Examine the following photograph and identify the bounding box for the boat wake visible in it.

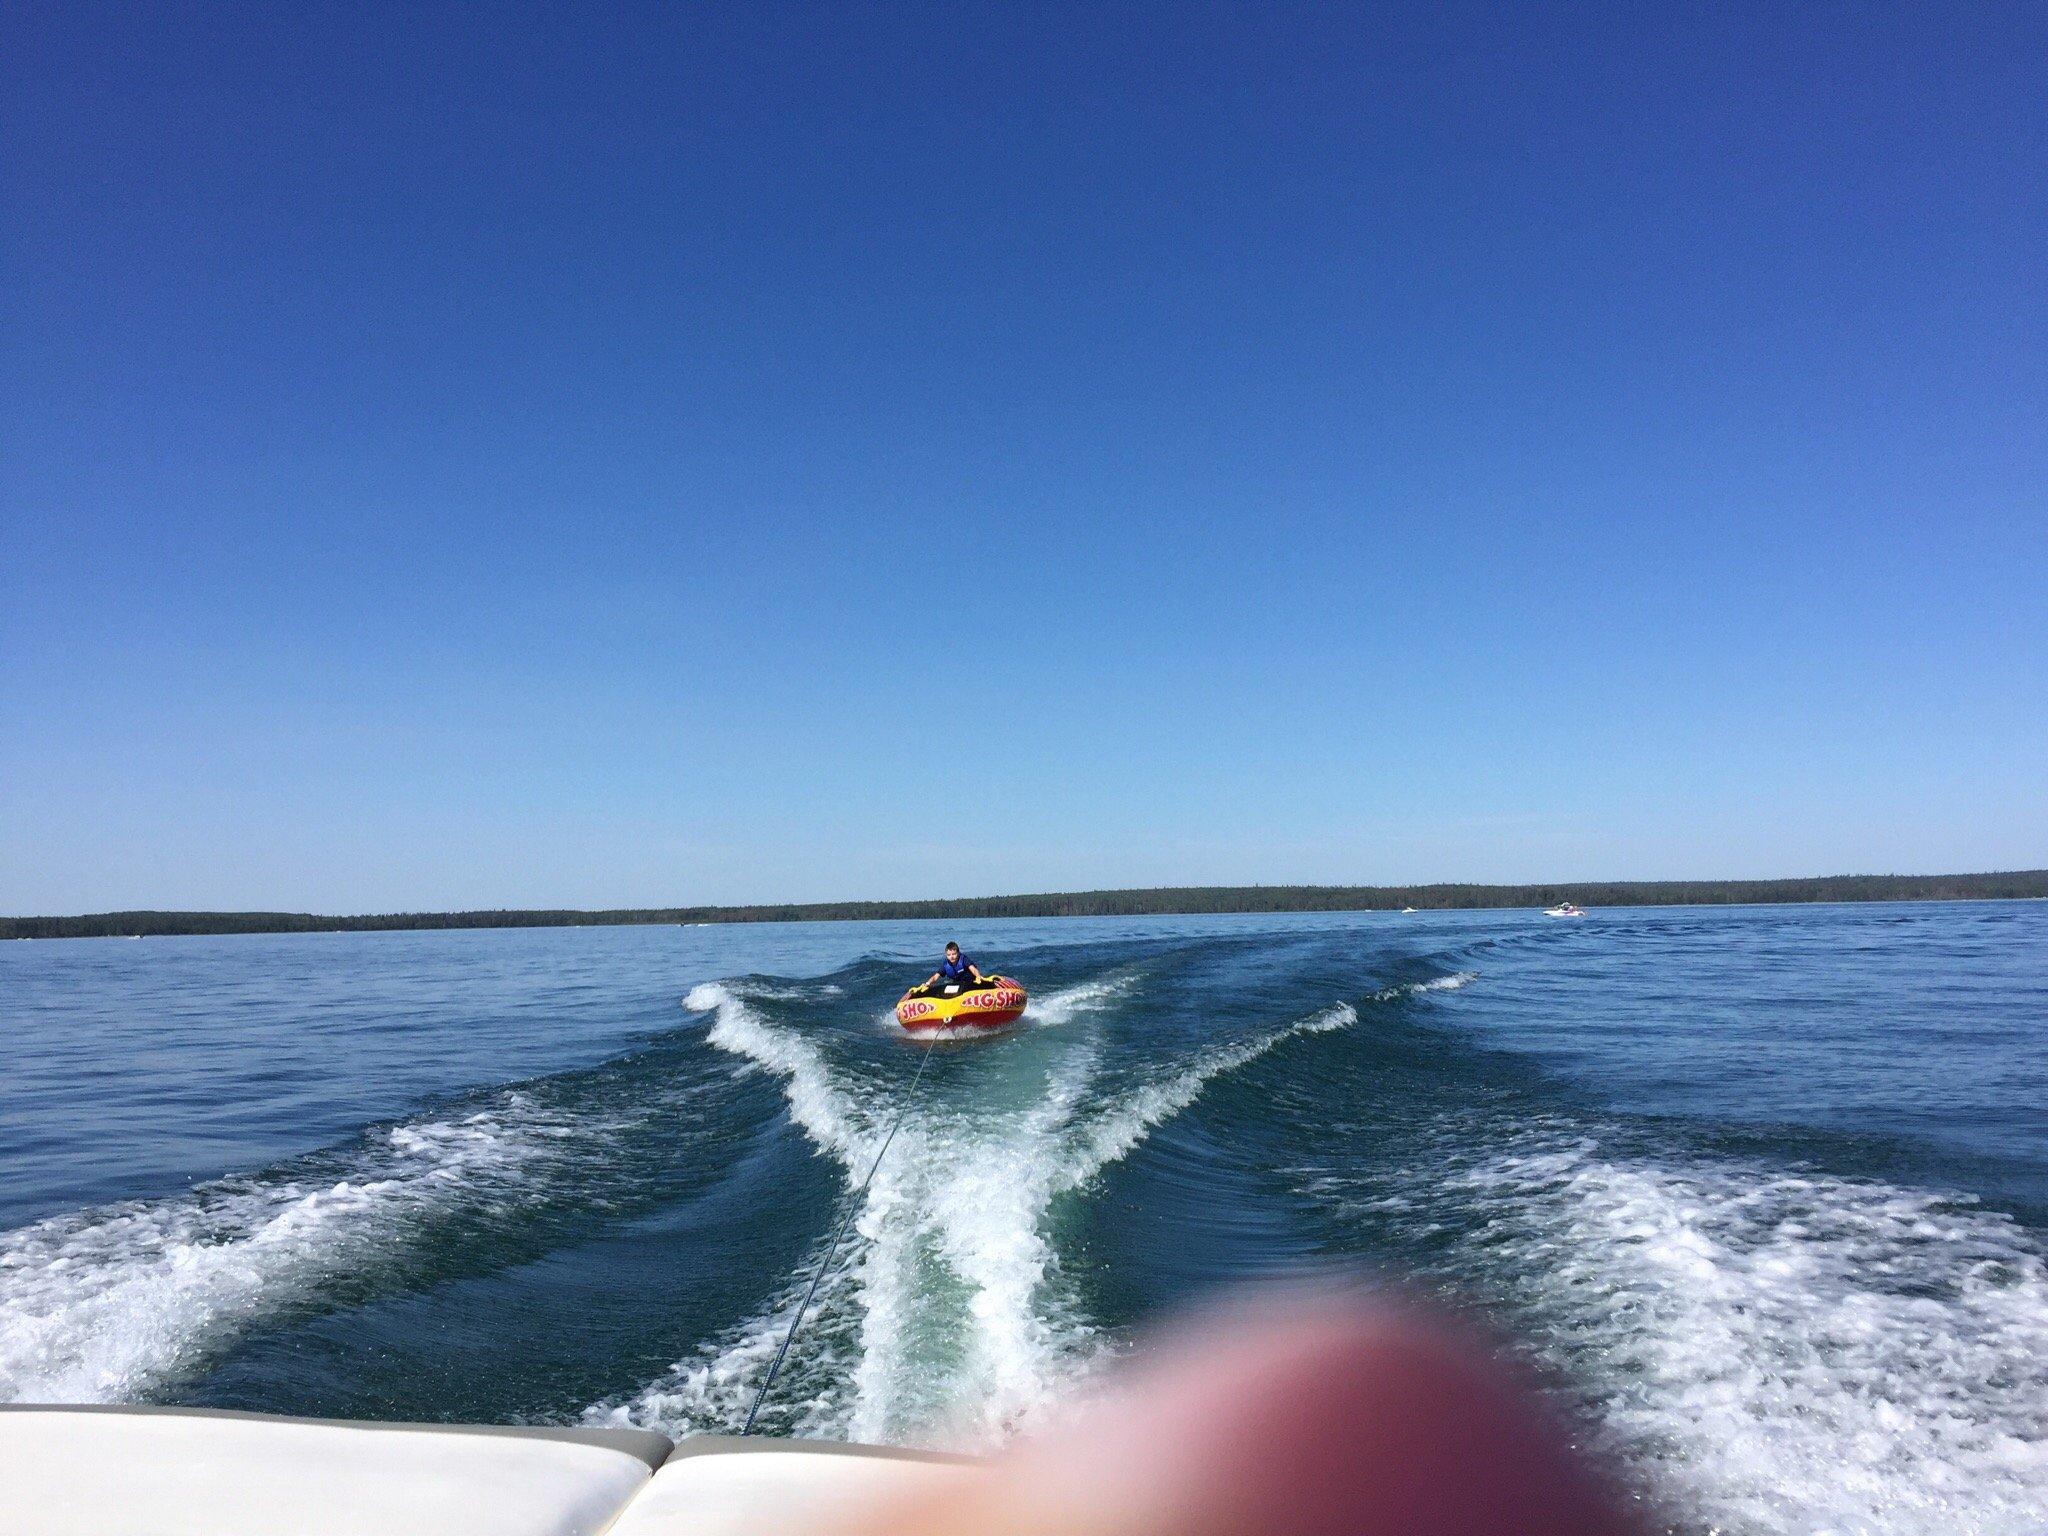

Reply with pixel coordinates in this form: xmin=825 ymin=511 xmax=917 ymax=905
xmin=1298 ymin=1123 xmax=2048 ymax=1536
xmin=0 ymin=1028 xmax=735 ymax=1408
xmin=0 ymin=1101 xmax=568 ymax=1403
xmin=10 ymin=909 xmax=2040 ymax=1536
xmin=589 ymin=980 xmax=1363 ymax=1447
xmin=1482 ymin=1140 xmax=2048 ymax=1536
xmin=1026 ymin=972 xmax=1139 ymax=1025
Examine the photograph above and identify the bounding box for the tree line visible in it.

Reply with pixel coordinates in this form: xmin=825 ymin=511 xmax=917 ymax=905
xmin=4 ymin=870 xmax=2043 ymax=939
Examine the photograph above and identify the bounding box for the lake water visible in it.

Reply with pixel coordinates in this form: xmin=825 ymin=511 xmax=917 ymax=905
xmin=3 ymin=902 xmax=2044 ymax=1533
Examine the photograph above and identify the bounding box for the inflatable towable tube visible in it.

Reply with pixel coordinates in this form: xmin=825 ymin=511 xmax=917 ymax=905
xmin=896 ymin=977 xmax=1028 ymax=1033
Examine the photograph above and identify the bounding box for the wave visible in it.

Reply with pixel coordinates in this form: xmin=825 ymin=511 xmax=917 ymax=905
xmin=637 ymin=984 xmax=1109 ymax=1443
xmin=584 ymin=1250 xmax=869 ymax=1442
xmin=688 ymin=982 xmax=877 ymax=1163
xmin=1066 ymin=1002 xmax=1358 ymax=1177
xmin=1470 ymin=1141 xmax=2048 ymax=1536
xmin=601 ymin=981 xmax=1368 ymax=1447
xmin=1404 ymin=970 xmax=1477 ymax=994
xmin=0 ymin=1101 xmax=566 ymax=1404
xmin=1026 ymin=972 xmax=1138 ymax=1026
xmin=0 ymin=1014 xmax=745 ymax=1409
xmin=1300 ymin=1123 xmax=2048 ymax=1536
xmin=0 ymin=958 xmax=1464 ymax=1418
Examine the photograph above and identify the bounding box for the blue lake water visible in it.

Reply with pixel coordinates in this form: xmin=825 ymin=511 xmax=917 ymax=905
xmin=3 ymin=903 xmax=2044 ymax=1534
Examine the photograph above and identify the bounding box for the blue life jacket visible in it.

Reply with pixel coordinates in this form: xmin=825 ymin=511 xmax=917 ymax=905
xmin=940 ymin=954 xmax=973 ymax=981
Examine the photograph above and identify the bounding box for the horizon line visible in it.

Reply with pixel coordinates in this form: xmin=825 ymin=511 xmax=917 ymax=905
xmin=6 ymin=869 xmax=2045 ymax=937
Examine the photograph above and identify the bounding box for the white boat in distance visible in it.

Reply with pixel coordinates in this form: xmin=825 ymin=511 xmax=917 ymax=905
xmin=1543 ymin=903 xmax=1585 ymax=918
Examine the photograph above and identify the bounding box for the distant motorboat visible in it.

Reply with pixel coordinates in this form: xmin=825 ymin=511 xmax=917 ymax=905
xmin=1543 ymin=903 xmax=1585 ymax=918
xmin=1401 ymin=907 xmax=1418 ymax=913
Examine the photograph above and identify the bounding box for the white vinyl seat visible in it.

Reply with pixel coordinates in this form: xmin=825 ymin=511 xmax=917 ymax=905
xmin=605 ymin=1437 xmax=977 ymax=1536
xmin=0 ymin=1407 xmax=670 ymax=1536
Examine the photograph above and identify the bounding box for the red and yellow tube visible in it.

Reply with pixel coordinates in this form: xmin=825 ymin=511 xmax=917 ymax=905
xmin=896 ymin=977 xmax=1028 ymax=1032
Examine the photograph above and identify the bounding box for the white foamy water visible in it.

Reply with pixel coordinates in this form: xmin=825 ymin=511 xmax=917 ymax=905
xmin=1026 ymin=972 xmax=1137 ymax=1025
xmin=613 ymin=981 xmax=1365 ymax=1447
xmin=1470 ymin=1142 xmax=2048 ymax=1536
xmin=1404 ymin=970 xmax=1477 ymax=994
xmin=0 ymin=1104 xmax=554 ymax=1403
xmin=1068 ymin=1001 xmax=1358 ymax=1175
xmin=841 ymin=1038 xmax=1109 ymax=1443
xmin=1302 ymin=1122 xmax=2048 ymax=1536
xmin=584 ymin=1255 xmax=870 ymax=1441
xmin=689 ymin=982 xmax=879 ymax=1164
xmin=655 ymin=984 xmax=1109 ymax=1444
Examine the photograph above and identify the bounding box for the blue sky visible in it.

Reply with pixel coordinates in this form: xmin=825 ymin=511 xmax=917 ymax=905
xmin=3 ymin=3 xmax=2043 ymax=912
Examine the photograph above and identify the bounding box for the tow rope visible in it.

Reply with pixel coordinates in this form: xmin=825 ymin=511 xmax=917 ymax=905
xmin=740 ymin=1030 xmax=941 ymax=1435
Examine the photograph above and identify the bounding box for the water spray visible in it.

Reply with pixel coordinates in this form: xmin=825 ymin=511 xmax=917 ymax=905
xmin=740 ymin=1030 xmax=942 ymax=1435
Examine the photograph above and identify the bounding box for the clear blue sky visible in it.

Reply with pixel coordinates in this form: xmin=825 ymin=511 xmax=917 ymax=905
xmin=3 ymin=3 xmax=2043 ymax=913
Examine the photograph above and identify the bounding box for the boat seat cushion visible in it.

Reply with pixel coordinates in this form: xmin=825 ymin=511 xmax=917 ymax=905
xmin=606 ymin=1437 xmax=976 ymax=1536
xmin=0 ymin=1407 xmax=669 ymax=1536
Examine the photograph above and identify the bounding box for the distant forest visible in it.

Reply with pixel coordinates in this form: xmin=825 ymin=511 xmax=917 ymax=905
xmin=5 ymin=871 xmax=2043 ymax=940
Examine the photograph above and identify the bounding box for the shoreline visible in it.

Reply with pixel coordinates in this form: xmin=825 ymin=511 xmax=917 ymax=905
xmin=6 ymin=871 xmax=2044 ymax=940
